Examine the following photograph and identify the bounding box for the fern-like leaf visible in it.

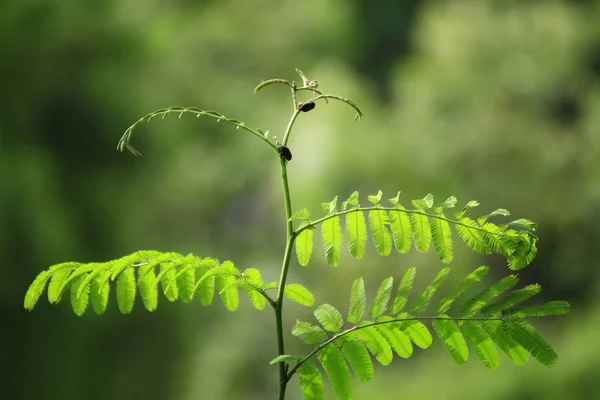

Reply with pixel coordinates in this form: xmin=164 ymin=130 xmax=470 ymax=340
xmin=369 ymin=277 xmax=393 ymax=319
xmin=70 ymin=275 xmax=90 ymax=316
xmin=216 ymin=261 xmax=240 ymax=311
xmin=47 ymin=263 xmax=79 ymax=303
xmin=459 ymin=320 xmax=499 ymax=369
xmin=284 ymin=284 xmax=316 ymax=307
xmin=346 ymin=210 xmax=367 ymax=259
xmin=317 ymin=344 xmax=353 ymax=400
xmin=138 ymin=264 xmax=158 ymax=311
xmin=376 ymin=316 xmax=413 ymax=358
xmin=322 ymin=215 xmax=343 ymax=266
xmin=90 ymin=271 xmax=110 ymax=315
xmin=347 ymin=277 xmax=366 ymax=324
xmin=411 ymin=212 xmax=432 ymax=253
xmin=339 ymin=336 xmax=374 ymax=382
xmin=504 ymin=301 xmax=571 ymax=318
xmin=296 ymin=222 xmax=314 ymax=266
xmin=410 ymin=268 xmax=451 ymax=315
xmin=24 ymin=270 xmax=52 ymax=310
xmin=436 ymin=266 xmax=489 ymax=314
xmin=356 ymin=324 xmax=393 ymax=365
xmin=397 ymin=313 xmax=433 ymax=349
xmin=483 ymin=320 xmax=529 ymax=365
xmin=298 ymin=361 xmax=324 ymax=400
xmin=116 ymin=268 xmax=136 ymax=314
xmin=389 ymin=206 xmax=412 ymax=254
xmin=455 ymin=218 xmax=492 ymax=255
xmin=292 ymin=322 xmax=328 ymax=345
xmin=480 ymin=284 xmax=541 ymax=317
xmin=433 ymin=315 xmax=469 ymax=364
xmin=460 ymin=275 xmax=520 ymax=318
xmin=431 ymin=214 xmax=454 ymax=263
xmin=502 ymin=321 xmax=558 ymax=366
xmin=314 ymin=304 xmax=344 ymax=332
xmin=390 ymin=268 xmax=416 ymax=315
xmin=369 ymin=209 xmax=393 ymax=256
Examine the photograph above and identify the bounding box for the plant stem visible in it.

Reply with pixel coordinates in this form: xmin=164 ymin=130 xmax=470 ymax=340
xmin=275 ymin=157 xmax=295 ymax=400
xmin=275 ymin=86 xmax=303 ymax=400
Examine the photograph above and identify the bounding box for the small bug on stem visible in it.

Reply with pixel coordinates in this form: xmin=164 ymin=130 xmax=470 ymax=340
xmin=273 ymin=136 xmax=292 ymax=162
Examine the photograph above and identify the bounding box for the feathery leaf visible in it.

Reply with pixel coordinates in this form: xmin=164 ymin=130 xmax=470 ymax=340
xmin=318 ymin=344 xmax=353 ymax=400
xmin=369 ymin=209 xmax=393 ymax=256
xmin=389 ymin=206 xmax=412 ymax=254
xmin=397 ymin=313 xmax=433 ymax=349
xmin=369 ymin=277 xmax=394 ymax=319
xmin=502 ymin=321 xmax=558 ymax=366
xmin=346 ymin=210 xmax=367 ymax=259
xmin=297 ymin=362 xmax=324 ymax=400
xmin=116 ymin=268 xmax=136 ymax=314
xmin=391 ymin=268 xmax=416 ymax=315
xmin=459 ymin=320 xmax=499 ymax=369
xmin=411 ymin=213 xmax=432 ymax=252
xmin=436 ymin=266 xmax=489 ymax=314
xmin=356 ymin=324 xmax=393 ymax=365
xmin=339 ymin=336 xmax=374 ymax=381
xmin=296 ymin=223 xmax=314 ymax=266
xmin=455 ymin=218 xmax=492 ymax=255
xmin=411 ymin=268 xmax=451 ymax=315
xmin=460 ymin=275 xmax=519 ymax=318
xmin=90 ymin=271 xmax=110 ymax=315
xmin=284 ymin=284 xmax=316 ymax=307
xmin=322 ymin=215 xmax=343 ymax=266
xmin=314 ymin=304 xmax=344 ymax=332
xmin=376 ymin=316 xmax=413 ymax=358
xmin=483 ymin=320 xmax=529 ymax=365
xmin=70 ymin=275 xmax=90 ymax=316
xmin=24 ymin=270 xmax=52 ymax=310
xmin=431 ymin=214 xmax=454 ymax=263
xmin=348 ymin=278 xmax=366 ymax=324
xmin=504 ymin=301 xmax=571 ymax=318
xmin=433 ymin=315 xmax=469 ymax=364
xmin=138 ymin=264 xmax=158 ymax=311
xmin=480 ymin=284 xmax=541 ymax=317
xmin=292 ymin=322 xmax=327 ymax=345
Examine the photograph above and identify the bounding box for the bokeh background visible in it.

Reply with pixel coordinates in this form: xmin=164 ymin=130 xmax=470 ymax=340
xmin=3 ymin=0 xmax=600 ymax=399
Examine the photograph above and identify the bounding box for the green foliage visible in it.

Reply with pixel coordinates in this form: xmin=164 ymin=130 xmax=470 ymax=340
xmin=23 ymin=69 xmax=569 ymax=400
xmin=283 ymin=268 xmax=568 ymax=399
xmin=293 ymin=192 xmax=539 ymax=270
xmin=24 ymin=251 xmax=276 ymax=314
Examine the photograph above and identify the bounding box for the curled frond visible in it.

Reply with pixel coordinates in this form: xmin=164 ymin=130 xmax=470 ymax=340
xmin=293 ymin=191 xmax=539 ymax=270
xmin=253 ymin=78 xmax=293 ymax=93
xmin=24 ymin=251 xmax=274 ymax=314
xmin=285 ymin=266 xmax=568 ymax=399
xmin=310 ymin=94 xmax=364 ymax=121
xmin=117 ymin=106 xmax=276 ymax=156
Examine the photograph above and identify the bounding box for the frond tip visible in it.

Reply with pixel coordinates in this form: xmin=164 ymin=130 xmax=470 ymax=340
xmin=285 ymin=267 xmax=568 ymax=400
xmin=24 ymin=251 xmax=275 ymax=315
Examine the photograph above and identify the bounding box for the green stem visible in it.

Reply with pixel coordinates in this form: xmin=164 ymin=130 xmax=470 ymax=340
xmin=275 ymin=157 xmax=295 ymax=400
xmin=282 ymin=109 xmax=301 ymax=147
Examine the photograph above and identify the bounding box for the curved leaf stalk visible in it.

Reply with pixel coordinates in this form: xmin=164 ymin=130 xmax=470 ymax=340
xmin=117 ymin=106 xmax=278 ymax=155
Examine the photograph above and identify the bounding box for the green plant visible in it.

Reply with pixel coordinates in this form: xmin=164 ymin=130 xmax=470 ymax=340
xmin=24 ymin=69 xmax=569 ymax=400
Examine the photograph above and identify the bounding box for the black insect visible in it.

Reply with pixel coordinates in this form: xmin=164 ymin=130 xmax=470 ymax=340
xmin=298 ymin=101 xmax=316 ymax=112
xmin=278 ymin=145 xmax=292 ymax=162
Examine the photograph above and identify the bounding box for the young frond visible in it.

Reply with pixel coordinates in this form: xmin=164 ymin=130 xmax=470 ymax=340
xmin=117 ymin=106 xmax=275 ymax=156
xmin=293 ymin=191 xmax=539 ymax=268
xmin=410 ymin=268 xmax=450 ymax=315
xmin=23 ymin=251 xmax=244 ymax=315
xmin=458 ymin=320 xmax=500 ymax=369
xmin=314 ymin=304 xmax=344 ymax=332
xmin=356 ymin=324 xmax=394 ymax=366
xmin=390 ymin=268 xmax=416 ymax=315
xmin=369 ymin=277 xmax=394 ymax=319
xmin=292 ymin=322 xmax=328 ymax=345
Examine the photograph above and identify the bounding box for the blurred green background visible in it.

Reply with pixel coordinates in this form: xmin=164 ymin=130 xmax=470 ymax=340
xmin=3 ymin=0 xmax=599 ymax=399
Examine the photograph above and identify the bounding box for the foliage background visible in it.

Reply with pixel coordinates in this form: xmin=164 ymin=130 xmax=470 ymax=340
xmin=3 ymin=0 xmax=599 ymax=399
